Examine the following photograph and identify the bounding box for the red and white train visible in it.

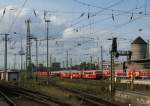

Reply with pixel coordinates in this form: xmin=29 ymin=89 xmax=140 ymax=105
xmin=33 ymin=70 xmax=103 ymax=79
xmin=32 ymin=69 xmax=150 ymax=79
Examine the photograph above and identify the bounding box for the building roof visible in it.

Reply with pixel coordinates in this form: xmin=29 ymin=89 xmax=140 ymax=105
xmin=131 ymin=36 xmax=147 ymax=44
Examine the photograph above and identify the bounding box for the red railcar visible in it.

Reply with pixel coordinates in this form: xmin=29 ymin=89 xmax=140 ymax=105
xmin=60 ymin=70 xmax=102 ymax=79
xmin=82 ymin=71 xmax=96 ymax=79
xmin=82 ymin=70 xmax=102 ymax=79
xmin=61 ymin=70 xmax=82 ymax=78
xmin=127 ymin=70 xmax=150 ymax=77
xmin=32 ymin=72 xmax=48 ymax=76
xmin=51 ymin=71 xmax=62 ymax=77
xmin=71 ymin=71 xmax=82 ymax=78
xmin=102 ymin=70 xmax=127 ymax=78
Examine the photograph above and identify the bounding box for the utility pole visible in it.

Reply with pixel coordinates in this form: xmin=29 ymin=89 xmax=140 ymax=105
xmin=33 ymin=38 xmax=38 ymax=80
xmin=97 ymin=57 xmax=100 ymax=70
xmin=101 ymin=46 xmax=103 ymax=71
xmin=45 ymin=20 xmax=50 ymax=72
xmin=32 ymin=37 xmax=39 ymax=79
xmin=26 ymin=19 xmax=32 ymax=78
xmin=110 ymin=51 xmax=115 ymax=97
xmin=19 ymin=41 xmax=25 ymax=71
xmin=70 ymin=58 xmax=72 ymax=69
xmin=4 ymin=33 xmax=9 ymax=80
xmin=66 ymin=50 xmax=69 ymax=70
xmin=62 ymin=61 xmax=65 ymax=69
xmin=20 ymin=39 xmax=23 ymax=71
xmin=14 ymin=53 xmax=17 ymax=69
xmin=54 ymin=57 xmax=56 ymax=62
xmin=24 ymin=62 xmax=26 ymax=70
xmin=21 ymin=53 xmax=23 ymax=70
xmin=90 ymin=56 xmax=92 ymax=70
xmin=108 ymin=37 xmax=117 ymax=97
xmin=0 ymin=33 xmax=10 ymax=80
xmin=34 ymin=38 xmax=38 ymax=67
xmin=147 ymin=40 xmax=149 ymax=59
xmin=19 ymin=41 xmax=24 ymax=81
xmin=50 ymin=54 xmax=52 ymax=68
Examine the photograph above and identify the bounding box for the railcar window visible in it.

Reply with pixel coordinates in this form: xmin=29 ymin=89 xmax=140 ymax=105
xmin=84 ymin=72 xmax=93 ymax=74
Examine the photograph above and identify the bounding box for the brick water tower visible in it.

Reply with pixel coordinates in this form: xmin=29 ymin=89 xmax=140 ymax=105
xmin=131 ymin=36 xmax=149 ymax=60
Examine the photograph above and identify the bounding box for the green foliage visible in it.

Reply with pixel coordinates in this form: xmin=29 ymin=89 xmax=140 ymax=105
xmin=80 ymin=62 xmax=98 ymax=70
xmin=38 ymin=63 xmax=44 ymax=67
xmin=27 ymin=63 xmax=35 ymax=72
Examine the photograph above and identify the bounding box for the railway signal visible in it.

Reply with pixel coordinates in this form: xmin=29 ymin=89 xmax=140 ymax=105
xmin=108 ymin=37 xmax=133 ymax=96
xmin=111 ymin=37 xmax=117 ymax=53
xmin=123 ymin=62 xmax=127 ymax=72
xmin=107 ymin=37 xmax=118 ymax=97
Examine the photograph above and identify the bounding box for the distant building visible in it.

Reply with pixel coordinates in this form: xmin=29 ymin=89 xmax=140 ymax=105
xmin=130 ymin=36 xmax=150 ymax=69
xmin=0 ymin=71 xmax=19 ymax=81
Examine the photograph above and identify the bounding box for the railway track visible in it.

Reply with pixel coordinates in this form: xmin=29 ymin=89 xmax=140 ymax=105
xmin=1 ymin=81 xmax=120 ymax=106
xmin=0 ymin=84 xmax=72 ymax=106
xmin=47 ymin=80 xmax=120 ymax=106
xmin=0 ymin=89 xmax=17 ymax=106
xmin=116 ymin=89 xmax=150 ymax=97
xmin=37 ymin=76 xmax=121 ymax=106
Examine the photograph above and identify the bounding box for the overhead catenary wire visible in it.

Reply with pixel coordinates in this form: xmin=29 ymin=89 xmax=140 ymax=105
xmin=1 ymin=0 xmax=150 ymax=66
xmin=49 ymin=0 xmax=125 ymax=37
xmin=54 ymin=3 xmax=150 ymax=37
xmin=59 ymin=13 xmax=150 ymax=56
xmin=0 ymin=8 xmax=7 ymax=26
xmin=73 ymin=0 xmax=130 ymax=13
xmin=29 ymin=0 xmax=150 ymax=59
xmin=7 ymin=0 xmax=28 ymax=33
xmin=9 ymin=2 xmax=149 ymax=43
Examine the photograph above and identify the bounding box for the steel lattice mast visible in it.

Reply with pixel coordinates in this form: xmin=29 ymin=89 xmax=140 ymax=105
xmin=26 ymin=19 xmax=32 ymax=76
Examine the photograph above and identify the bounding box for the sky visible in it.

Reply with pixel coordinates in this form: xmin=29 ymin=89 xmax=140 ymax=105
xmin=0 ymin=0 xmax=150 ymax=69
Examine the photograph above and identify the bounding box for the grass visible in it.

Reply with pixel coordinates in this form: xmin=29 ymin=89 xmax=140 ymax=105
xmin=50 ymin=77 xmax=150 ymax=100
xmin=50 ymin=77 xmax=112 ymax=100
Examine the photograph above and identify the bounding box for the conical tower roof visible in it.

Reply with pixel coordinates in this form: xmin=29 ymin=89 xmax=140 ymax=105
xmin=131 ymin=36 xmax=147 ymax=44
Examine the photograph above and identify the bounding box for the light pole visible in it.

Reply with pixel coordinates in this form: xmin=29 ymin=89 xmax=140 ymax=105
xmin=66 ymin=50 xmax=69 ymax=70
xmin=30 ymin=37 xmax=38 ymax=68
xmin=0 ymin=33 xmax=9 ymax=80
xmin=45 ymin=20 xmax=51 ymax=72
xmin=90 ymin=56 xmax=93 ymax=70
xmin=147 ymin=40 xmax=149 ymax=59
xmin=70 ymin=58 xmax=72 ymax=69
xmin=30 ymin=35 xmax=56 ymax=71
xmin=101 ymin=46 xmax=103 ymax=71
xmin=32 ymin=37 xmax=38 ymax=80
xmin=110 ymin=50 xmax=115 ymax=96
xmin=50 ymin=54 xmax=52 ymax=69
xmin=13 ymin=53 xmax=17 ymax=69
xmin=26 ymin=19 xmax=32 ymax=78
xmin=19 ymin=39 xmax=25 ymax=71
xmin=4 ymin=34 xmax=9 ymax=80
xmin=14 ymin=32 xmax=25 ymax=71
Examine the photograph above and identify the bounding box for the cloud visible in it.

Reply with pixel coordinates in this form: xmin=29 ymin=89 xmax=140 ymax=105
xmin=47 ymin=15 xmax=67 ymax=26
xmin=63 ymin=27 xmax=82 ymax=39
xmin=0 ymin=5 xmax=73 ymax=68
